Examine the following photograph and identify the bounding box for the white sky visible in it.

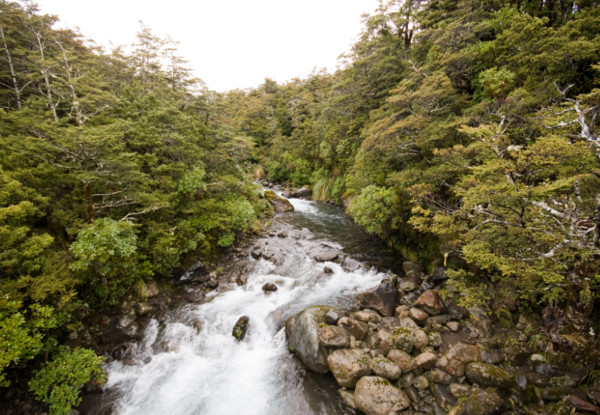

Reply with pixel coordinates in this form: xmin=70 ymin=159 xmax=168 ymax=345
xmin=33 ymin=0 xmax=379 ymax=92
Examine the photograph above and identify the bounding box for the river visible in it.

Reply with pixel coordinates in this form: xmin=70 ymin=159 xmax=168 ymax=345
xmin=90 ymin=196 xmax=402 ymax=415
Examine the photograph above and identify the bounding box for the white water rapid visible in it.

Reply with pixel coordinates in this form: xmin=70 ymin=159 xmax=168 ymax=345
xmin=100 ymin=198 xmax=395 ymax=415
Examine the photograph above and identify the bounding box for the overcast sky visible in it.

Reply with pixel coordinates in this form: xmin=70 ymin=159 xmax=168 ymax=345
xmin=33 ymin=0 xmax=379 ymax=92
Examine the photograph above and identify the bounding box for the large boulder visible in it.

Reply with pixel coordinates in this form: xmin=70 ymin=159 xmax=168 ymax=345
xmin=232 ymin=316 xmax=250 ymax=341
xmin=413 ymin=290 xmax=447 ymax=315
xmin=448 ymin=387 xmax=506 ymax=415
xmin=436 ymin=342 xmax=481 ymax=377
xmin=264 ymin=190 xmax=294 ymax=213
xmin=314 ymin=249 xmax=339 ymax=262
xmin=359 ymin=279 xmax=399 ymax=317
xmin=354 ymin=376 xmax=411 ymax=415
xmin=327 ymin=349 xmax=371 ymax=388
xmin=285 ymin=306 xmax=332 ymax=373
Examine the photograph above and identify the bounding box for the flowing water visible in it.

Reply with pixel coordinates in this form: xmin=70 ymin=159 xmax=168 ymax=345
xmin=93 ymin=197 xmax=401 ymax=415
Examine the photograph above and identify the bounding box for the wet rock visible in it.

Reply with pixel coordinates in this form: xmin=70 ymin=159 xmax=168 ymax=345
xmin=448 ymin=383 xmax=472 ymax=399
xmin=410 ymin=307 xmax=429 ymax=324
xmin=569 ymin=395 xmax=600 ymax=414
xmin=262 ymin=282 xmax=278 ymax=293
xmin=354 ymin=309 xmax=381 ymax=323
xmin=436 ymin=342 xmax=481 ymax=377
xmin=323 ymin=266 xmax=334 ymax=274
xmin=338 ymin=317 xmax=369 ymax=340
xmin=134 ymin=302 xmax=153 ymax=316
xmin=448 ymin=387 xmax=505 ymax=415
xmin=403 ymin=261 xmax=424 ymax=275
xmin=193 ymin=319 xmax=203 ymax=333
xmin=277 ymin=231 xmax=288 ymax=238
xmin=413 ymin=375 xmax=429 ymax=389
xmin=465 ymin=362 xmax=514 ymax=389
xmin=342 ymin=257 xmax=361 ymax=272
xmin=481 ymin=349 xmax=504 ymax=365
xmin=291 ymin=185 xmax=312 ymax=199
xmin=264 ymin=190 xmax=294 ymax=213
xmin=398 ymin=277 xmax=420 ymax=292
xmin=314 ymin=249 xmax=339 ymax=262
xmin=317 ymin=325 xmax=350 ymax=349
xmin=431 ymin=383 xmax=457 ymax=411
xmin=354 ymin=376 xmax=411 ymax=415
xmin=414 ymin=351 xmax=437 ymax=370
xmin=372 ymin=356 xmax=402 ymax=380
xmin=285 ymin=305 xmax=332 ymax=373
xmin=465 ymin=307 xmax=493 ymax=338
xmin=360 ymin=280 xmax=399 ymax=317
xmin=369 ymin=329 xmax=396 ymax=355
xmin=413 ymin=290 xmax=447 ymax=316
xmin=325 ymin=309 xmax=345 ymax=325
xmin=447 ymin=321 xmax=460 ymax=332
xmin=541 ymin=386 xmax=578 ymax=401
xmin=399 ymin=317 xmax=419 ymax=329
xmin=250 ymin=249 xmax=262 ymax=259
xmin=427 ymin=331 xmax=443 ymax=348
xmin=391 ymin=327 xmax=414 ymax=353
xmin=381 ymin=316 xmax=401 ymax=330
xmin=413 ymin=329 xmax=429 ymax=349
xmin=327 ymin=349 xmax=371 ymax=388
xmin=388 ymin=349 xmax=415 ymax=373
xmin=338 ymin=389 xmax=357 ymax=410
xmin=232 ymin=316 xmax=250 ymax=341
xmin=236 ymin=274 xmax=248 ymax=286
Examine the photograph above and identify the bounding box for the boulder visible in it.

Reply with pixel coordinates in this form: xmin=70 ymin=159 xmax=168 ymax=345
xmin=342 ymin=257 xmax=361 ymax=272
xmin=262 ymin=282 xmax=278 ymax=293
xmin=448 ymin=387 xmax=505 ymax=415
xmin=232 ymin=316 xmax=250 ymax=341
xmin=264 ymin=190 xmax=294 ymax=213
xmin=465 ymin=362 xmax=514 ymax=389
xmin=327 ymin=349 xmax=371 ymax=388
xmin=431 ymin=383 xmax=457 ymax=411
xmin=317 ymin=325 xmax=350 ymax=349
xmin=413 ymin=290 xmax=447 ymax=316
xmin=314 ymin=249 xmax=339 ymax=262
xmin=291 ymin=185 xmax=312 ymax=199
xmin=371 ymin=356 xmax=402 ymax=380
xmin=410 ymin=307 xmax=429 ymax=324
xmin=414 ymin=351 xmax=437 ymax=370
xmin=397 ymin=277 xmax=420 ymax=292
xmin=436 ymin=342 xmax=481 ymax=377
xmin=359 ymin=279 xmax=399 ymax=317
xmin=285 ymin=306 xmax=332 ymax=373
xmin=354 ymin=309 xmax=381 ymax=323
xmin=354 ymin=376 xmax=411 ymax=415
xmin=337 ymin=317 xmax=369 ymax=340
xmin=325 ymin=309 xmax=346 ymax=325
xmin=387 ymin=349 xmax=415 ymax=373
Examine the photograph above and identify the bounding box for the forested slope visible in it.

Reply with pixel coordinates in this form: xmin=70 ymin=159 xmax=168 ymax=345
xmin=0 ymin=2 xmax=269 ymax=412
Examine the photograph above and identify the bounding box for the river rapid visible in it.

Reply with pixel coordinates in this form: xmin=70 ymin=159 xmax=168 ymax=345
xmin=90 ymin=196 xmax=402 ymax=415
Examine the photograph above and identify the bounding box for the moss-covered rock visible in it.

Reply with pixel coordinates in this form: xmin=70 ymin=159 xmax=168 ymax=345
xmin=465 ymin=362 xmax=515 ymax=389
xmin=285 ymin=305 xmax=332 ymax=373
xmin=264 ymin=190 xmax=294 ymax=213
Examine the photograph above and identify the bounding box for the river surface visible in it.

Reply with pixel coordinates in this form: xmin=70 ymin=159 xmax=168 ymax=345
xmin=92 ymin=197 xmax=401 ymax=415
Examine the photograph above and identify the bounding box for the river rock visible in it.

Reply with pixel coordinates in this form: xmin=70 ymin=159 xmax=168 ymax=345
xmin=354 ymin=309 xmax=381 ymax=323
xmin=465 ymin=306 xmax=493 ymax=338
xmin=414 ymin=351 xmax=437 ymax=370
xmin=413 ymin=329 xmax=429 ymax=349
xmin=410 ymin=307 xmax=429 ymax=324
xmin=570 ymin=395 xmax=600 ymax=414
xmin=285 ymin=305 xmax=332 ymax=373
xmin=338 ymin=389 xmax=357 ymax=410
xmin=314 ymin=249 xmax=339 ymax=262
xmin=317 ymin=325 xmax=350 ymax=348
xmin=262 ymin=282 xmax=278 ymax=293
xmin=388 ymin=349 xmax=415 ymax=373
xmin=232 ymin=316 xmax=250 ymax=341
xmin=264 ymin=190 xmax=294 ymax=213
xmin=360 ymin=279 xmax=399 ymax=317
xmin=448 ymin=383 xmax=472 ymax=399
xmin=337 ymin=317 xmax=369 ymax=340
xmin=236 ymin=274 xmax=249 ymax=286
xmin=291 ymin=185 xmax=312 ymax=199
xmin=403 ymin=261 xmax=424 ymax=275
xmin=398 ymin=277 xmax=420 ymax=292
xmin=413 ymin=290 xmax=447 ymax=316
xmin=354 ymin=376 xmax=411 ymax=415
xmin=465 ymin=362 xmax=514 ymax=389
xmin=325 ymin=309 xmax=345 ymax=325
xmin=342 ymin=257 xmax=361 ymax=272
xmin=391 ymin=327 xmax=414 ymax=353
xmin=371 ymin=356 xmax=402 ymax=380
xmin=432 ymin=383 xmax=457 ymax=411
xmin=436 ymin=342 xmax=481 ymax=377
xmin=327 ymin=349 xmax=371 ymax=388
xmin=448 ymin=387 xmax=505 ymax=415
xmin=426 ymin=368 xmax=454 ymax=384
xmin=413 ymin=375 xmax=429 ymax=389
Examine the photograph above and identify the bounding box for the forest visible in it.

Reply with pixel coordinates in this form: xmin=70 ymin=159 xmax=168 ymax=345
xmin=1 ymin=0 xmax=600 ymax=414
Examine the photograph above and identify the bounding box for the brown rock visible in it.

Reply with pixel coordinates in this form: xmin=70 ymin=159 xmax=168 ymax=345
xmin=317 ymin=325 xmax=350 ymax=349
xmin=414 ymin=351 xmax=437 ymax=370
xmin=388 ymin=349 xmax=415 ymax=373
xmin=262 ymin=282 xmax=278 ymax=293
xmin=448 ymin=388 xmax=505 ymax=415
xmin=354 ymin=309 xmax=381 ymax=323
xmin=327 ymin=349 xmax=371 ymax=388
xmin=354 ymin=376 xmax=411 ymax=415
xmin=371 ymin=356 xmax=402 ymax=380
xmin=413 ymin=290 xmax=447 ymax=316
xmin=570 ymin=395 xmax=600 ymax=415
xmin=360 ymin=279 xmax=399 ymax=317
xmin=337 ymin=317 xmax=369 ymax=340
xmin=436 ymin=342 xmax=481 ymax=377
xmin=410 ymin=307 xmax=429 ymax=324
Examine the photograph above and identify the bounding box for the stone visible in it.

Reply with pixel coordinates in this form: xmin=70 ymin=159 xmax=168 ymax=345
xmin=481 ymin=350 xmax=504 ymax=365
xmin=431 ymin=383 xmax=457 ymax=411
xmin=388 ymin=349 xmax=415 ymax=373
xmin=465 ymin=362 xmax=514 ymax=389
xmin=354 ymin=376 xmax=411 ymax=415
xmin=192 ymin=319 xmax=203 ymax=333
xmin=413 ymin=329 xmax=429 ymax=349
xmin=264 ymin=190 xmax=294 ymax=213
xmin=448 ymin=388 xmax=506 ymax=415
xmin=325 ymin=309 xmax=345 ymax=325
xmin=317 ymin=325 xmax=350 ymax=349
xmin=314 ymin=249 xmax=339 ymax=262
xmin=360 ymin=279 xmax=399 ymax=317
xmin=399 ymin=317 xmax=419 ymax=329
xmin=413 ymin=375 xmax=429 ymax=389
xmin=541 ymin=386 xmax=578 ymax=401
xmin=327 ymin=349 xmax=371 ymax=388
xmin=232 ymin=316 xmax=250 ymax=341
xmin=337 ymin=317 xmax=369 ymax=340
xmin=285 ymin=306 xmax=332 ymax=373
xmin=398 ymin=277 xmax=420 ymax=292
xmin=323 ymin=266 xmax=334 ymax=274
xmin=291 ymin=185 xmax=312 ymax=199
xmin=403 ymin=261 xmax=424 ymax=275
xmin=410 ymin=307 xmax=429 ymax=324
xmin=277 ymin=231 xmax=288 ymax=238
xmin=414 ymin=351 xmax=437 ymax=370
xmin=370 ymin=329 xmax=396 ymax=355
xmin=425 ymin=369 xmax=454 ymax=385
xmin=447 ymin=321 xmax=460 ymax=332
xmin=371 ymin=356 xmax=402 ymax=381
xmin=381 ymin=316 xmax=401 ymax=330
xmin=465 ymin=306 xmax=493 ymax=338
xmin=569 ymin=395 xmax=600 ymax=414
xmin=436 ymin=342 xmax=481 ymax=377
xmin=338 ymin=389 xmax=356 ymax=410
xmin=342 ymin=257 xmax=361 ymax=272
xmin=391 ymin=327 xmax=414 ymax=353
xmin=236 ymin=274 xmax=249 ymax=286
xmin=448 ymin=383 xmax=472 ymax=399
xmin=413 ymin=290 xmax=447 ymax=316
xmin=427 ymin=332 xmax=443 ymax=348
xmin=262 ymin=282 xmax=278 ymax=293
xmin=354 ymin=309 xmax=381 ymax=323
xmin=395 ymin=305 xmax=411 ymax=319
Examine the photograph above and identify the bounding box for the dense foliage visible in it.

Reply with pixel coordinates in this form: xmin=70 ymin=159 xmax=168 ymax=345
xmin=0 ymin=1 xmax=269 ymax=410
xmin=236 ymin=1 xmax=600 ymax=318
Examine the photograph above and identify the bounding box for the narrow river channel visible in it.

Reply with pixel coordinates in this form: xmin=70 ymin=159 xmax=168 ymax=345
xmin=93 ymin=196 xmax=401 ymax=415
